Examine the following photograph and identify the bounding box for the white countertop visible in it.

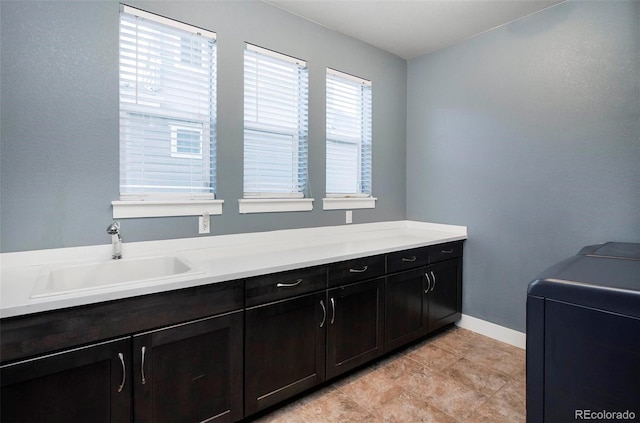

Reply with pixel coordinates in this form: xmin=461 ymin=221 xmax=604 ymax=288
xmin=0 ymin=220 xmax=467 ymax=318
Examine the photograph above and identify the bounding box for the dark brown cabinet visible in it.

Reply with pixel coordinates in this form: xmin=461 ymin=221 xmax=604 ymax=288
xmin=245 ymin=259 xmax=386 ymax=415
xmin=1 ymin=280 xmax=244 ymax=423
xmin=1 ymin=337 xmax=132 ymax=423
xmin=385 ymin=242 xmax=463 ymax=352
xmin=426 ymin=258 xmax=462 ymax=333
xmin=326 ymin=277 xmax=385 ymax=379
xmin=244 ymin=291 xmax=326 ymax=416
xmin=133 ymin=312 xmax=243 ymax=423
xmin=385 ymin=267 xmax=429 ymax=351
xmin=1 ymin=312 xmax=244 ymax=423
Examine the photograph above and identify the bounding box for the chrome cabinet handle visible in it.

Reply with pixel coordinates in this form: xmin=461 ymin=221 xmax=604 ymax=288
xmin=320 ymin=300 xmax=326 ymax=328
xmin=330 ymin=297 xmax=336 ymax=325
xmin=349 ymin=266 xmax=368 ymax=273
xmin=117 ymin=352 xmax=126 ymax=393
xmin=141 ymin=346 xmax=147 ymax=385
xmin=424 ymin=272 xmax=431 ymax=294
xmin=441 ymin=249 xmax=454 ymax=254
xmin=430 ymin=271 xmax=436 ymax=292
xmin=402 ymin=256 xmax=417 ymax=262
xmin=276 ymin=278 xmax=303 ymax=288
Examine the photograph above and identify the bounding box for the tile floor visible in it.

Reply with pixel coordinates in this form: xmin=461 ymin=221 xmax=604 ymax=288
xmin=250 ymin=327 xmax=526 ymax=423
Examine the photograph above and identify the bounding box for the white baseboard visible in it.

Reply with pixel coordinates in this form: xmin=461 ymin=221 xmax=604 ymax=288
xmin=456 ymin=314 xmax=526 ymax=350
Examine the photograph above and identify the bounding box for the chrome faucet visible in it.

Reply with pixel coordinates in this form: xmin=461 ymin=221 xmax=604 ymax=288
xmin=106 ymin=221 xmax=122 ymax=259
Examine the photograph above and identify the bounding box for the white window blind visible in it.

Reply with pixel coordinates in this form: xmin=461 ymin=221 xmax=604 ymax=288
xmin=119 ymin=5 xmax=216 ymax=200
xmin=326 ymin=68 xmax=372 ymax=196
xmin=244 ymin=44 xmax=309 ymax=198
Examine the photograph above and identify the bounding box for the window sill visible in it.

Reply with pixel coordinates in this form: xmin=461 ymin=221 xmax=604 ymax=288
xmin=112 ymin=199 xmax=224 ymax=219
xmin=238 ymin=198 xmax=314 ymax=214
xmin=323 ymin=197 xmax=377 ymax=210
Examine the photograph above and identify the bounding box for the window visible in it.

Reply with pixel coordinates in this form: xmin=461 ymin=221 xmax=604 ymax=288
xmin=170 ymin=125 xmax=203 ymax=159
xmin=243 ymin=44 xmax=309 ymax=200
xmin=325 ymin=69 xmax=372 ymax=200
xmin=118 ymin=5 xmax=216 ymax=202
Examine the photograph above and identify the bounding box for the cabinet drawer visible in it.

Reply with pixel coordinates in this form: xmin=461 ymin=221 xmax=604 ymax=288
xmin=1 ymin=279 xmax=244 ymax=363
xmin=246 ymin=266 xmax=327 ymax=307
xmin=386 ymin=247 xmax=429 ymax=274
xmin=429 ymin=241 xmax=464 ymax=263
xmin=328 ymin=255 xmax=385 ymax=287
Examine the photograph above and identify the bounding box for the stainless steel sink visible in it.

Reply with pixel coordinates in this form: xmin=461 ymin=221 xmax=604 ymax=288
xmin=31 ymin=256 xmax=197 ymax=298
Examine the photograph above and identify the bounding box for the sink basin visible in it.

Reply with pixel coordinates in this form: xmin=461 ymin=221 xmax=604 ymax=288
xmin=31 ymin=256 xmax=198 ymax=298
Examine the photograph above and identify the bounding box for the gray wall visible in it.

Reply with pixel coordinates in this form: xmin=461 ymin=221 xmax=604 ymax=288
xmin=0 ymin=0 xmax=407 ymax=252
xmin=2 ymin=0 xmax=638 ymax=334
xmin=407 ymin=1 xmax=640 ymax=332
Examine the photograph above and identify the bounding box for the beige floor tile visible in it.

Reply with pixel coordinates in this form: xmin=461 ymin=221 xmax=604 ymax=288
xmin=491 ymin=380 xmax=526 ymax=416
xmin=335 ymin=367 xmax=407 ymax=408
xmin=331 ymin=364 xmax=377 ymax=391
xmin=295 ymin=389 xmax=380 ymax=423
xmin=405 ymin=369 xmax=489 ymax=420
xmin=372 ymin=390 xmax=458 ymax=423
xmin=249 ymin=404 xmax=307 ymax=423
xmin=402 ymin=342 xmax=462 ymax=372
xmin=440 ymin=357 xmax=510 ymax=396
xmin=467 ymin=395 xmax=526 ymax=423
xmin=375 ymin=354 xmax=433 ymax=383
xmin=427 ymin=327 xmax=483 ymax=356
xmin=373 ymin=356 xmax=458 ymax=405
xmin=492 ymin=339 xmax=526 ymax=356
xmin=462 ymin=340 xmax=525 ymax=377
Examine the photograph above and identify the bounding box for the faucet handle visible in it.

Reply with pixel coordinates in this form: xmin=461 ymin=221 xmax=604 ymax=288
xmin=107 ymin=221 xmax=120 ymax=235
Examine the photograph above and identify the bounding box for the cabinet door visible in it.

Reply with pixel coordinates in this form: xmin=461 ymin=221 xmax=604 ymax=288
xmin=327 ymin=278 xmax=385 ymax=380
xmin=1 ymin=337 xmax=131 ymax=423
xmin=245 ymin=292 xmax=326 ymax=416
xmin=385 ymin=268 xmax=429 ymax=352
xmin=426 ymin=258 xmax=462 ymax=333
xmin=133 ymin=312 xmax=243 ymax=423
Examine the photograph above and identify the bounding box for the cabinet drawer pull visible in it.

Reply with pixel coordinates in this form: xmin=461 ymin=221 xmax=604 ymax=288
xmin=441 ymin=249 xmax=454 ymax=254
xmin=117 ymin=352 xmax=126 ymax=393
xmin=320 ymin=300 xmax=327 ymax=328
xmin=348 ymin=266 xmax=368 ymax=273
xmin=402 ymin=256 xmax=417 ymax=262
xmin=330 ymin=297 xmax=336 ymax=325
xmin=430 ymin=271 xmax=436 ymax=292
xmin=276 ymin=278 xmax=303 ymax=288
xmin=425 ymin=272 xmax=431 ymax=294
xmin=141 ymin=346 xmax=147 ymax=385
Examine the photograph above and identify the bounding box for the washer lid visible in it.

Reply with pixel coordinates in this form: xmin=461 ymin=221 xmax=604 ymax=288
xmin=528 ymin=243 xmax=640 ymax=318
xmin=579 ymin=242 xmax=640 ymax=260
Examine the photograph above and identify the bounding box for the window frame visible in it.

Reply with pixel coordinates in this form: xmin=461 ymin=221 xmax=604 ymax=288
xmin=323 ymin=68 xmax=376 ymax=210
xmin=241 ymin=43 xmax=312 ymax=213
xmin=113 ymin=5 xmax=222 ymax=218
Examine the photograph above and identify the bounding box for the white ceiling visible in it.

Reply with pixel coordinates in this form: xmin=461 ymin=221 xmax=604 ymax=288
xmin=264 ymin=0 xmax=565 ymax=59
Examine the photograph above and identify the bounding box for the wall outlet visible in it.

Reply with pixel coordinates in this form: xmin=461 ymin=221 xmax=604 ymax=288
xmin=199 ymin=213 xmax=210 ymax=234
xmin=346 ymin=210 xmax=353 ymax=224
